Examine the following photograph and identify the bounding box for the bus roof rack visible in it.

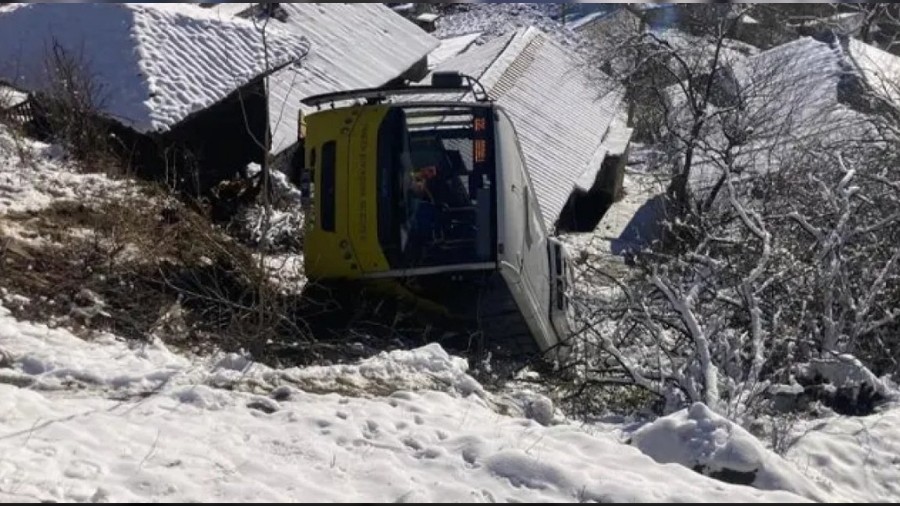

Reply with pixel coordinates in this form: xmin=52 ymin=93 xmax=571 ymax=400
xmin=301 ymin=72 xmax=490 ymax=108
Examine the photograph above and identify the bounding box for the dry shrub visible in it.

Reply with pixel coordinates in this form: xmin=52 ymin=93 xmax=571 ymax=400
xmin=0 ymin=183 xmax=449 ymax=367
xmin=0 ymin=188 xmax=307 ymax=359
xmin=31 ymin=41 xmax=120 ymax=173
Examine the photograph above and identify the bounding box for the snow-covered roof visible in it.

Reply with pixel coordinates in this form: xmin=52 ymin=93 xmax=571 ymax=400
xmin=0 ymin=85 xmax=28 ymax=109
xmin=428 ymin=27 xmax=628 ymax=229
xmin=416 ymin=13 xmax=440 ymax=24
xmin=565 ymin=5 xmax=627 ymax=32
xmin=195 ymin=2 xmax=255 ymax=20
xmin=799 ymin=11 xmax=866 ymax=38
xmin=0 ymin=3 xmax=308 ymax=134
xmin=390 ymin=3 xmax=416 ymax=14
xmin=655 ymin=29 xmax=759 ymax=72
xmin=429 ymin=33 xmax=483 ymax=70
xmin=738 ymin=37 xmax=847 ymax=134
xmin=685 ymin=37 xmax=874 ymax=195
xmin=267 ymin=3 xmax=439 ymax=155
xmin=847 ymin=37 xmax=900 ymax=107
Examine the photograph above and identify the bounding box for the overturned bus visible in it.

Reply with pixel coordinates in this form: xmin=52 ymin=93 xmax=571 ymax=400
xmin=297 ymin=73 xmax=573 ymax=356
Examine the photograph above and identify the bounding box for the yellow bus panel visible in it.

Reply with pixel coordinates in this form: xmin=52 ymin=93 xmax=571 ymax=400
xmin=303 ymin=104 xmax=390 ymax=280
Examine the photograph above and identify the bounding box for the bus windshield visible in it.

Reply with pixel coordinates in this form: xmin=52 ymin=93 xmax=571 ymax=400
xmin=377 ymin=105 xmax=496 ymax=270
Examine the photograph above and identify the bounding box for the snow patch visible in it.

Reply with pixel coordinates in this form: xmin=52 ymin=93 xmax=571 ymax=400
xmin=0 ymin=305 xmax=189 ymax=395
xmin=429 ymin=32 xmax=482 ymax=69
xmin=268 ymin=343 xmax=486 ymax=399
xmin=786 ymin=404 xmax=900 ymax=502
xmin=435 ymin=3 xmax=583 ymax=49
xmin=0 ymin=125 xmax=137 ymax=216
xmin=801 ymin=355 xmax=890 ymax=398
xmin=631 ymin=403 xmax=832 ymax=501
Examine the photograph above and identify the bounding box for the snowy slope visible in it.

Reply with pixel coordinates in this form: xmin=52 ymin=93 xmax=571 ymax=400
xmin=3 ymin=102 xmax=899 ymax=505
xmin=0 ymin=304 xmax=814 ymax=503
xmin=0 ymin=3 xmax=308 ymax=133
xmin=785 ymin=407 xmax=900 ymax=502
xmin=0 ymin=126 xmax=137 ymax=217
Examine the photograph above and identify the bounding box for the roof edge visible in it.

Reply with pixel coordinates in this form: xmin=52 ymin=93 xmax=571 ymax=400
xmin=575 ymin=95 xmax=630 ymax=191
xmin=478 ymin=27 xmax=538 ymax=92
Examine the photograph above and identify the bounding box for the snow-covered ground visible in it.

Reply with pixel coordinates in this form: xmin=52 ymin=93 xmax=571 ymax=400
xmin=783 ymin=408 xmax=900 ymax=502
xmin=4 ymin=299 xmax=900 ymax=502
xmin=435 ymin=3 xmax=584 ymax=48
xmin=0 ymin=124 xmax=147 ymax=254
xmin=0 ymin=303 xmax=832 ymax=503
xmin=0 ymin=128 xmax=135 ymax=217
xmin=562 ymin=169 xmax=668 ymax=259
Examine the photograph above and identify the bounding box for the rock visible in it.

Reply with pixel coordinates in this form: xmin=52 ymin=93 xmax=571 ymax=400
xmin=247 ymin=396 xmax=280 ymax=414
xmin=270 ymin=385 xmax=294 ymax=402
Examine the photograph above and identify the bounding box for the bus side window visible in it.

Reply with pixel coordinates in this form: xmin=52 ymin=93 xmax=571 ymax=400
xmin=320 ymin=141 xmax=337 ymax=232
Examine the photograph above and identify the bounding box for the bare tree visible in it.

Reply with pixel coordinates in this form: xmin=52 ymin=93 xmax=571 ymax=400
xmin=35 ymin=40 xmax=113 ymax=169
xmin=588 ymin=5 xmax=753 ymax=218
xmin=560 ymin=5 xmax=899 ymax=421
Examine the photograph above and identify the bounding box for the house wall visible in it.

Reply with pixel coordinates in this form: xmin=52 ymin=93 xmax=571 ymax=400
xmin=0 ymin=99 xmax=34 ymax=126
xmin=556 ymin=149 xmax=630 ymax=234
xmin=111 ymin=79 xmax=269 ymax=196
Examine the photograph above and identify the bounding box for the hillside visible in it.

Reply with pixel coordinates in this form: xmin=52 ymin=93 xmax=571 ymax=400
xmin=4 ymin=2 xmax=900 ymax=503
xmin=1 ymin=99 xmax=899 ymax=504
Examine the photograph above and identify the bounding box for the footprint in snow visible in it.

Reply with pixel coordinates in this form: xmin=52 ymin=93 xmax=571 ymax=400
xmin=63 ymin=459 xmax=102 ymax=480
xmin=32 ymin=445 xmax=58 ymax=458
xmin=415 ymin=447 xmax=444 ymax=460
xmin=402 ymin=437 xmax=423 ymax=452
xmin=362 ymin=420 xmax=380 ymax=439
xmin=394 ymin=489 xmax=427 ymax=503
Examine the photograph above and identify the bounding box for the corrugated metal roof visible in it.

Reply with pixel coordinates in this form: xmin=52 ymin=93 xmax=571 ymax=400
xmin=429 ymin=33 xmax=483 ymax=70
xmin=0 ymin=3 xmax=308 ymax=134
xmin=685 ymin=37 xmax=873 ymax=195
xmin=428 ymin=27 xmax=626 ymax=229
xmin=430 ymin=32 xmax=516 ymax=88
xmin=267 ymin=3 xmax=439 ymax=155
xmin=848 ymin=37 xmax=900 ymax=107
xmin=195 ymin=3 xmax=255 ymax=20
xmin=739 ymin=37 xmax=847 ymax=140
